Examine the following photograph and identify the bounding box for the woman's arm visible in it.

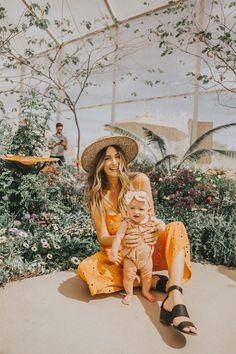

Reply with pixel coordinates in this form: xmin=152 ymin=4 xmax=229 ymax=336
xmin=91 ymin=207 xmax=114 ymax=248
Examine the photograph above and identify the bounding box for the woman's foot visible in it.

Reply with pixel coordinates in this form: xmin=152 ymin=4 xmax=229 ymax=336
xmin=142 ymin=291 xmax=157 ymax=303
xmin=122 ymin=294 xmax=132 ymax=305
xmin=163 ymin=288 xmax=197 ymax=334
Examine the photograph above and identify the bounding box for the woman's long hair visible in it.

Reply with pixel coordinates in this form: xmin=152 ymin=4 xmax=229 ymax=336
xmin=87 ymin=145 xmax=130 ymax=217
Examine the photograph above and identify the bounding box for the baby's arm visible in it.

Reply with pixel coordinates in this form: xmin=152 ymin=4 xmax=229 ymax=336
xmin=154 ymin=218 xmax=166 ymax=232
xmin=109 ymin=221 xmax=128 ymax=262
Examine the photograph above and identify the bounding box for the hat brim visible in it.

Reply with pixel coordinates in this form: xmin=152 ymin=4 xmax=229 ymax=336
xmin=81 ymin=136 xmax=139 ymax=172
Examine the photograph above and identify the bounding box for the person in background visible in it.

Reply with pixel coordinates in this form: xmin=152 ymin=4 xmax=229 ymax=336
xmin=48 ymin=123 xmax=68 ymax=165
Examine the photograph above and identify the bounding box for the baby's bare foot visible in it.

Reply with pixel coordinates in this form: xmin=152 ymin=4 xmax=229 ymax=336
xmin=142 ymin=291 xmax=157 ymax=303
xmin=122 ymin=294 xmax=132 ymax=305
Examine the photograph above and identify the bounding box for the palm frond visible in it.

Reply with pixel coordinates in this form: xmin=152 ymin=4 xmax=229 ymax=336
xmin=178 ymin=149 xmax=213 ymax=168
xmin=183 ymin=122 xmax=236 ymax=158
xmin=155 ymin=154 xmax=178 ymax=167
xmin=105 ymin=124 xmax=143 ymax=142
xmin=178 ymin=148 xmax=236 ymax=168
xmin=142 ymin=127 xmax=167 ymax=158
xmin=104 ymin=124 xmax=157 ymax=161
xmin=211 ymin=149 xmax=236 ymax=159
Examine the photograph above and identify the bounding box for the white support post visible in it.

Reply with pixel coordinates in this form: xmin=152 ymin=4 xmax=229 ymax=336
xmin=190 ymin=0 xmax=205 ymax=145
xmin=111 ymin=26 xmax=119 ymax=125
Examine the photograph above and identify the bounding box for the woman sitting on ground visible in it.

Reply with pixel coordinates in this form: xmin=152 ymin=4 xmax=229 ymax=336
xmin=77 ymin=135 xmax=197 ymax=335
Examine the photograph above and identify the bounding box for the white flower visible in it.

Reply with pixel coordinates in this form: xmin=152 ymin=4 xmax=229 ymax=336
xmin=47 ymin=254 xmax=53 ymax=260
xmin=23 ymin=242 xmax=30 ymax=248
xmin=31 ymin=246 xmax=37 ymax=252
xmin=195 ymin=177 xmax=201 ymax=181
xmin=41 ymin=239 xmax=50 ymax=248
xmin=13 ymin=220 xmax=21 ymax=227
xmin=54 ymin=244 xmax=61 ymax=249
xmin=2 ymin=195 xmax=8 ymax=201
xmin=18 ymin=231 xmax=28 ymax=238
xmin=163 ymin=196 xmax=170 ymax=200
xmin=158 ymin=178 xmax=163 ymax=182
xmin=24 ymin=213 xmax=31 ymax=220
xmin=0 ymin=228 xmax=6 ymax=236
xmin=71 ymin=257 xmax=80 ymax=265
xmin=9 ymin=228 xmax=19 ymax=234
xmin=212 ymin=184 xmax=216 ymax=188
xmin=0 ymin=236 xmax=7 ymax=244
xmin=0 ymin=259 xmax=3 ymax=265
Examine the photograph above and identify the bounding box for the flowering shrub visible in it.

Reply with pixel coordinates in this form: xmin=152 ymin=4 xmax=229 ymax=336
xmin=150 ymin=169 xmax=236 ymax=266
xmin=150 ymin=169 xmax=236 ymax=217
xmin=0 ymin=164 xmax=235 ymax=287
xmin=0 ymin=165 xmax=99 ymax=286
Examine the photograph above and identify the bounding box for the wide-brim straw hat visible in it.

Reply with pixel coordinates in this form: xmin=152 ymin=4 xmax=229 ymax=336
xmin=81 ymin=135 xmax=139 ymax=172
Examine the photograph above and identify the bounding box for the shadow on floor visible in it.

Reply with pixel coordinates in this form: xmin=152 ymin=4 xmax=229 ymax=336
xmin=58 ymin=274 xmax=121 ymax=302
xmin=58 ymin=274 xmax=186 ymax=349
xmin=138 ymin=292 xmax=186 ymax=349
xmin=217 ymin=265 xmax=236 ymax=282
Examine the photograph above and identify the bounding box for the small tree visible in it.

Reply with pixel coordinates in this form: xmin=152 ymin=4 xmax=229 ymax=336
xmin=146 ymin=0 xmax=236 ymax=107
xmin=8 ymin=89 xmax=55 ymax=156
xmin=0 ymin=2 xmax=158 ymax=159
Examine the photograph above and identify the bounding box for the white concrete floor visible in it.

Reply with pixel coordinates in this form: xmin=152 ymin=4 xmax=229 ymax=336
xmin=0 ymin=262 xmax=235 ymax=354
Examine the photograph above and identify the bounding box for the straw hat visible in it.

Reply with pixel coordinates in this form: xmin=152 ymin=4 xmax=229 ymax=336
xmin=81 ymin=135 xmax=139 ymax=172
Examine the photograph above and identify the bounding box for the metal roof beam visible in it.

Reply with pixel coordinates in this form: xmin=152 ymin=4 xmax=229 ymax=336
xmin=103 ymin=0 xmax=118 ymax=26
xmin=21 ymin=1 xmax=184 ymax=60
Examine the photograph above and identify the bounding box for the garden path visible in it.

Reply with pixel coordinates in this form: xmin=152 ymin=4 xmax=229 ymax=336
xmin=0 ymin=263 xmax=235 ymax=354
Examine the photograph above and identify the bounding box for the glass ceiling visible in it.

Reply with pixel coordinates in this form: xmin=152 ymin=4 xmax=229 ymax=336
xmin=0 ymin=0 xmax=235 ymax=170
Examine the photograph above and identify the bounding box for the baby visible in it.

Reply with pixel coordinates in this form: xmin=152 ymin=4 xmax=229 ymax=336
xmin=109 ymin=190 xmax=166 ymax=305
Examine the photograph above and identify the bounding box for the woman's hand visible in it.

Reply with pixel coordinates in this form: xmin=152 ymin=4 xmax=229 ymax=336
xmin=105 ymin=248 xmax=123 ymax=266
xmin=143 ymin=226 xmax=159 ymax=245
xmin=121 ymin=229 xmax=141 ymax=248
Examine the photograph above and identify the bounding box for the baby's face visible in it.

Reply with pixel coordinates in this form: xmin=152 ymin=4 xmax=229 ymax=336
xmin=127 ymin=198 xmax=149 ymax=223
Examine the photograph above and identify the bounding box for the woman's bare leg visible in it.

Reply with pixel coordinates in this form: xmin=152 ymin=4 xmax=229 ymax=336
xmin=164 ymin=249 xmax=197 ymax=334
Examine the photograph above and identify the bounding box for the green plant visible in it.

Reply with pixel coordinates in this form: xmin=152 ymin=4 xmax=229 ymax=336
xmin=8 ymin=89 xmax=55 ymax=156
xmin=187 ymin=213 xmax=236 ymax=267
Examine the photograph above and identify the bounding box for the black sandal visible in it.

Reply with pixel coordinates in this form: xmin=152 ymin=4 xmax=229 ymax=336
xmin=155 ymin=274 xmax=168 ymax=293
xmin=160 ymin=285 xmax=197 ymax=335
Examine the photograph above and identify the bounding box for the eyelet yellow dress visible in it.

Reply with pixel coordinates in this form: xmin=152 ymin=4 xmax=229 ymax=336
xmin=77 ymin=214 xmax=191 ymax=296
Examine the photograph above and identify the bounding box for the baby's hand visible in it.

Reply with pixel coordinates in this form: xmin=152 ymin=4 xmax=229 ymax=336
xmin=156 ymin=219 xmax=166 ymax=232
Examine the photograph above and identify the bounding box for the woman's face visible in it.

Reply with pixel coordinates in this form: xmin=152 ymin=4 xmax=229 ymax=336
xmin=103 ymin=146 xmax=121 ymax=177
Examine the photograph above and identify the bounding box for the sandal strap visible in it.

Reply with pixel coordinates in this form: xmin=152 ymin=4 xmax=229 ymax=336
xmin=155 ymin=275 xmax=168 ymax=293
xmin=175 ymin=321 xmax=197 ymax=332
xmin=168 ymin=285 xmax=183 ymax=294
xmin=172 ymin=304 xmax=189 ymax=319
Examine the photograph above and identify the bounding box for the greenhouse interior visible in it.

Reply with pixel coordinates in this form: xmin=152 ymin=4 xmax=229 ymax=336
xmin=0 ymin=1 xmax=235 ymax=353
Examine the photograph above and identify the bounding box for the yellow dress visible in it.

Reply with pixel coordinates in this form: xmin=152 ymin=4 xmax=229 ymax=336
xmin=77 ymin=214 xmax=191 ymax=296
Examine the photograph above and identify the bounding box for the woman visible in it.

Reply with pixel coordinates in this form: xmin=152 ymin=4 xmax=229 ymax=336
xmin=77 ymin=136 xmax=197 ymax=335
